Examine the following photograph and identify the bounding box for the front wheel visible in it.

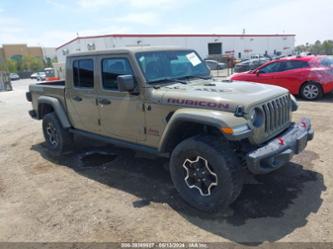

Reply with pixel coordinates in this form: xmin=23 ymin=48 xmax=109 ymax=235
xmin=42 ymin=113 xmax=73 ymax=156
xmin=300 ymin=82 xmax=323 ymax=100
xmin=169 ymin=135 xmax=243 ymax=212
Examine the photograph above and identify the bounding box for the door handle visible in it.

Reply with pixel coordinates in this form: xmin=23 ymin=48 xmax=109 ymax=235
xmin=73 ymin=96 xmax=82 ymax=102
xmin=98 ymin=98 xmax=111 ymax=105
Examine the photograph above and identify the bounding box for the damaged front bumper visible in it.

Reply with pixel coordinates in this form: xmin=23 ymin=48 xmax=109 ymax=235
xmin=246 ymin=118 xmax=314 ymax=174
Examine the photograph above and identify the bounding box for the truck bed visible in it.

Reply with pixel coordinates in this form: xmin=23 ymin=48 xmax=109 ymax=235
xmin=28 ymin=80 xmax=67 ymax=115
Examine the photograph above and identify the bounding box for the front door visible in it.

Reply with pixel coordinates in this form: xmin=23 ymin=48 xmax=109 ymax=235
xmin=255 ymin=61 xmax=284 ymax=86
xmin=96 ymin=56 xmax=145 ymax=142
xmin=66 ymin=58 xmax=100 ymax=133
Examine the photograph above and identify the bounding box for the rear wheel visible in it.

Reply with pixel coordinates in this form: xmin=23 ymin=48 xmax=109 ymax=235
xmin=42 ymin=113 xmax=73 ymax=155
xmin=300 ymin=82 xmax=323 ymax=100
xmin=169 ymin=135 xmax=243 ymax=212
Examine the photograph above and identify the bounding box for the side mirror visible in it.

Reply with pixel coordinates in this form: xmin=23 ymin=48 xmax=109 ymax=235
xmin=256 ymin=70 xmax=260 ymax=76
xmin=117 ymin=75 xmax=135 ymax=92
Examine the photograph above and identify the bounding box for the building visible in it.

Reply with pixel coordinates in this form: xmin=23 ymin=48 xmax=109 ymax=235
xmin=0 ymin=44 xmax=43 ymax=61
xmin=56 ymin=33 xmax=295 ymax=63
xmin=0 ymin=44 xmax=56 ymax=63
xmin=42 ymin=47 xmax=57 ymax=61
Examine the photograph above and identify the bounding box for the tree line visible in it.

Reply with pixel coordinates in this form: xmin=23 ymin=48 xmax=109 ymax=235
xmin=0 ymin=55 xmax=57 ymax=73
xmin=295 ymin=40 xmax=333 ymax=55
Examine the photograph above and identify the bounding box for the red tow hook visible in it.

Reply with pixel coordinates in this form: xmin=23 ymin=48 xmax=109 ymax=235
xmin=300 ymin=121 xmax=307 ymax=128
xmin=277 ymin=137 xmax=285 ymax=145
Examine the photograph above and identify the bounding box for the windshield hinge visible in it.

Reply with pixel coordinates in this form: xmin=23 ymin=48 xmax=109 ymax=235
xmin=143 ymin=103 xmax=152 ymax=111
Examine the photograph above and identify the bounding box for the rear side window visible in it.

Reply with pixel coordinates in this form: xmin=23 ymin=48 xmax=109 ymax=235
xmin=101 ymin=58 xmax=133 ymax=90
xmin=320 ymin=56 xmax=333 ymax=67
xmin=284 ymin=60 xmax=309 ymax=71
xmin=73 ymin=59 xmax=94 ymax=88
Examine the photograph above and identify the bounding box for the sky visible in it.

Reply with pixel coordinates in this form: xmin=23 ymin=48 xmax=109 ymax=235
xmin=0 ymin=0 xmax=332 ymax=48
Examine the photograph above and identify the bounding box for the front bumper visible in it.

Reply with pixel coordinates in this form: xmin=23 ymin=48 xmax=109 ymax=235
xmin=323 ymin=81 xmax=333 ymax=94
xmin=26 ymin=91 xmax=32 ymax=102
xmin=246 ymin=118 xmax=314 ymax=174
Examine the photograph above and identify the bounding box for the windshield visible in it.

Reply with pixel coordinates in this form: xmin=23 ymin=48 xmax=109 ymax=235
xmin=135 ymin=50 xmax=210 ymax=84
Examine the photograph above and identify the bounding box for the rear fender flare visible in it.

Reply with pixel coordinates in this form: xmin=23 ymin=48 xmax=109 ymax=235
xmin=38 ymin=96 xmax=71 ymax=128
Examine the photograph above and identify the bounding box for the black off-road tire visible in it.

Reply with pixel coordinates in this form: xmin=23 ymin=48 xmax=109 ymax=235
xmin=300 ymin=82 xmax=323 ymax=100
xmin=169 ymin=135 xmax=243 ymax=212
xmin=42 ymin=112 xmax=73 ymax=156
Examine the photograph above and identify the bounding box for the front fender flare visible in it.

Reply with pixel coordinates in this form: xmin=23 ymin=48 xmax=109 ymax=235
xmin=38 ymin=96 xmax=71 ymax=128
xmin=158 ymin=108 xmax=247 ymax=152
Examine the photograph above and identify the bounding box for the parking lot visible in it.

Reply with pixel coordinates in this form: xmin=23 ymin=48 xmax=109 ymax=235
xmin=0 ymin=79 xmax=332 ymax=243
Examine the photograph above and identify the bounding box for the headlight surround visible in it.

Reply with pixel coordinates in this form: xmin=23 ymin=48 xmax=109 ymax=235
xmin=249 ymin=107 xmax=264 ymax=128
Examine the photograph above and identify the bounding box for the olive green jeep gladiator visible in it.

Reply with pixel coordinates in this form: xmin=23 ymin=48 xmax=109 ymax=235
xmin=26 ymin=47 xmax=314 ymax=212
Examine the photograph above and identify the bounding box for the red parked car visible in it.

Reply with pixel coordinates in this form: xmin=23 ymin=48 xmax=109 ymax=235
xmin=231 ymin=55 xmax=333 ymax=100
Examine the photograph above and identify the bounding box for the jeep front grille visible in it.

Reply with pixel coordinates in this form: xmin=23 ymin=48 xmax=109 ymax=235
xmin=262 ymin=95 xmax=291 ymax=134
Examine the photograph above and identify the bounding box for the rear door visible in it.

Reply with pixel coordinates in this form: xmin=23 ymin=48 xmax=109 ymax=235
xmin=66 ymin=57 xmax=101 ymax=133
xmin=96 ymin=55 xmax=145 ymax=142
xmin=269 ymin=60 xmax=309 ymax=94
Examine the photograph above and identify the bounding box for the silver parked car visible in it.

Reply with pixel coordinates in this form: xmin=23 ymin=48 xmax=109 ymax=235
xmin=234 ymin=58 xmax=270 ymax=73
xmin=9 ymin=73 xmax=20 ymax=81
xmin=205 ymin=59 xmax=227 ymax=70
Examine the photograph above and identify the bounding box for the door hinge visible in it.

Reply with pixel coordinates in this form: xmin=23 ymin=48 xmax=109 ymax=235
xmin=144 ymin=127 xmax=147 ymax=134
xmin=98 ymin=119 xmax=101 ymax=126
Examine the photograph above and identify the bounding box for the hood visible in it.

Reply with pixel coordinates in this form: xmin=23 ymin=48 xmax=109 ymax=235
xmin=151 ymin=79 xmax=289 ymax=113
xmin=231 ymin=71 xmax=252 ymax=78
xmin=231 ymin=70 xmax=249 ymax=75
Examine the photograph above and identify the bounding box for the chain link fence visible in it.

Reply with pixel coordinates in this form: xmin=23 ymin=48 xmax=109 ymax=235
xmin=0 ymin=71 xmax=13 ymax=91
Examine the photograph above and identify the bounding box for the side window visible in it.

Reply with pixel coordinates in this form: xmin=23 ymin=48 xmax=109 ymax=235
xmin=73 ymin=59 xmax=94 ymax=88
xmin=284 ymin=61 xmax=309 ymax=71
xmin=73 ymin=60 xmax=79 ymax=84
xmin=320 ymin=57 xmax=333 ymax=67
xmin=259 ymin=62 xmax=282 ymax=73
xmin=102 ymin=58 xmax=133 ymax=90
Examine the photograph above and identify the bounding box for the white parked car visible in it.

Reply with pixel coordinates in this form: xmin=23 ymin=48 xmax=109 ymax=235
xmin=9 ymin=73 xmax=20 ymax=81
xmin=30 ymin=72 xmax=38 ymax=79
xmin=36 ymin=72 xmax=46 ymax=81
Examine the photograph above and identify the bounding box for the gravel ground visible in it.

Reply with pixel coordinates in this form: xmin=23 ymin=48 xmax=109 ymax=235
xmin=0 ymin=79 xmax=332 ymax=244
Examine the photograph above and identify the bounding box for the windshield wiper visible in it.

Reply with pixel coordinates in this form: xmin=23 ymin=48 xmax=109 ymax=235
xmin=148 ymin=78 xmax=188 ymax=85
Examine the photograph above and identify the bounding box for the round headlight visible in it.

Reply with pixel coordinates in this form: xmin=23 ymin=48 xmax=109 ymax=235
xmin=249 ymin=107 xmax=264 ymax=128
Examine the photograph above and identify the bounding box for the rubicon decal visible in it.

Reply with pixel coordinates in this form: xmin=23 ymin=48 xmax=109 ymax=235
xmin=195 ymin=87 xmax=232 ymax=93
xmin=167 ymin=98 xmax=230 ymax=110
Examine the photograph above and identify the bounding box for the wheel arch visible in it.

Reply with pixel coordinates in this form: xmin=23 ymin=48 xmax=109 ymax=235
xmin=300 ymin=80 xmax=323 ymax=96
xmin=158 ymin=109 xmax=232 ymax=153
xmin=38 ymin=96 xmax=71 ymax=128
